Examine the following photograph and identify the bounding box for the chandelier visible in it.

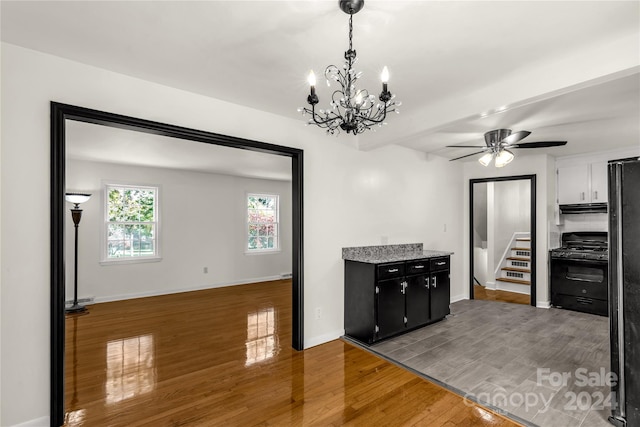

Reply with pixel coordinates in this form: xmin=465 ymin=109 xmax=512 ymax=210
xmin=300 ymin=0 xmax=400 ymax=135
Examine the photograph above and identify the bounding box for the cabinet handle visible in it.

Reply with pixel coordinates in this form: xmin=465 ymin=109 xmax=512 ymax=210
xmin=433 ymin=276 xmax=437 ymax=288
xmin=425 ymin=277 xmax=430 ymax=289
xmin=414 ymin=265 xmax=424 ymax=269
xmin=437 ymin=262 xmax=446 ymax=266
xmin=387 ymin=268 xmax=399 ymax=273
xmin=581 ymin=192 xmax=585 ymax=201
xmin=401 ymin=281 xmax=407 ymax=294
xmin=594 ymin=191 xmax=598 ymax=200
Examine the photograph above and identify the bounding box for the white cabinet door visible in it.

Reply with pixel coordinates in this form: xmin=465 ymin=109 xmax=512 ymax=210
xmin=590 ymin=161 xmax=608 ymax=203
xmin=558 ymin=165 xmax=589 ymax=204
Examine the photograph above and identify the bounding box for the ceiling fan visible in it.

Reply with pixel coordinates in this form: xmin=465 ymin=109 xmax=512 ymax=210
xmin=448 ymin=129 xmax=567 ymax=167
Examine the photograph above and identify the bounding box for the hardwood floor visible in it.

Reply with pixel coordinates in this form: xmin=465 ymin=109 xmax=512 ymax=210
xmin=473 ymin=284 xmax=530 ymax=305
xmin=64 ymin=280 xmax=520 ymax=426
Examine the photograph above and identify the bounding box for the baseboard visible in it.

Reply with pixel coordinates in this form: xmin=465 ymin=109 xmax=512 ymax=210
xmin=91 ymin=275 xmax=284 ymax=304
xmin=484 ymin=281 xmax=496 ymax=290
xmin=536 ymin=301 xmax=551 ymax=309
xmin=304 ymin=329 xmax=344 ymax=349
xmin=11 ymin=416 xmax=49 ymax=427
xmin=450 ymin=294 xmax=467 ymax=303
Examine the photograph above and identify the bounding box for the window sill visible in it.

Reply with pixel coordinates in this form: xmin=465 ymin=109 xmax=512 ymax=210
xmin=100 ymin=256 xmax=162 ymax=266
xmin=244 ymin=250 xmax=282 ymax=256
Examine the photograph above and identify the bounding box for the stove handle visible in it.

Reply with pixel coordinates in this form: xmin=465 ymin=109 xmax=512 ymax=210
xmin=550 ymin=257 xmax=607 ymax=264
xmin=566 ymin=275 xmax=601 ymax=283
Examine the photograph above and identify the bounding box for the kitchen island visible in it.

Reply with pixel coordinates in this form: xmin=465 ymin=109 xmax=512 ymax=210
xmin=342 ymin=243 xmax=453 ymax=344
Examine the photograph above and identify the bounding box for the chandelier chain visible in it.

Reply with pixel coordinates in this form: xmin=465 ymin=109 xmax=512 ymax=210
xmin=348 ymin=14 xmax=353 ymax=52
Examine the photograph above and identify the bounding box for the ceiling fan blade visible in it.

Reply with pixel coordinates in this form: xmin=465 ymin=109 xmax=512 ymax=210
xmin=445 ymin=145 xmax=486 ymax=148
xmin=501 ymin=130 xmax=531 ymax=145
xmin=510 ymin=141 xmax=568 ymax=149
xmin=449 ymin=150 xmax=488 ymax=161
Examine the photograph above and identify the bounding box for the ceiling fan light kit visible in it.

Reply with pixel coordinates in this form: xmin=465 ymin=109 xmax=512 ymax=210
xmin=299 ymin=0 xmax=401 ymax=135
xmin=448 ymin=128 xmax=567 ymax=167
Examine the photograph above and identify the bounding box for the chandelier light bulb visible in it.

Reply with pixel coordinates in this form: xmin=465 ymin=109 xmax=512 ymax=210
xmin=307 ymin=70 xmax=316 ymax=87
xmin=381 ymin=66 xmax=389 ymax=83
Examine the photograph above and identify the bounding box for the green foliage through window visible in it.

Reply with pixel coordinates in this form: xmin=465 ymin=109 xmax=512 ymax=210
xmin=247 ymin=194 xmax=278 ymax=251
xmin=106 ymin=185 xmax=158 ymax=259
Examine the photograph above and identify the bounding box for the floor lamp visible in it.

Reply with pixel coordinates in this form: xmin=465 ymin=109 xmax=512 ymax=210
xmin=65 ymin=192 xmax=92 ymax=314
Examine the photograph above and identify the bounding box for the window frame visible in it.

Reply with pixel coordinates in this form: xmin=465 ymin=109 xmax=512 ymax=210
xmin=246 ymin=192 xmax=280 ymax=254
xmin=101 ymin=182 xmax=161 ymax=264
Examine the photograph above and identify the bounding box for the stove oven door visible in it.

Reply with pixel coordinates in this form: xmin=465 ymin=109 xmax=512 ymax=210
xmin=550 ymin=258 xmax=608 ymax=316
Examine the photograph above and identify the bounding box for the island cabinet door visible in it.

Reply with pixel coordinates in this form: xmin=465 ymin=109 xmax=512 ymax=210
xmin=376 ymin=278 xmax=406 ymax=340
xmin=430 ymin=270 xmax=451 ymax=321
xmin=406 ymin=275 xmax=430 ymax=328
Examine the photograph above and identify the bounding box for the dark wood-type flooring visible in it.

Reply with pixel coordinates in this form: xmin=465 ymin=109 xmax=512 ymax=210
xmin=64 ymin=279 xmax=519 ymax=426
xmin=372 ymin=299 xmax=611 ymax=427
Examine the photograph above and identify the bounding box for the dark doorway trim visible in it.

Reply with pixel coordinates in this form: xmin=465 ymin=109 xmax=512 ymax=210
xmin=469 ymin=174 xmax=536 ymax=307
xmin=50 ymin=102 xmax=304 ymax=427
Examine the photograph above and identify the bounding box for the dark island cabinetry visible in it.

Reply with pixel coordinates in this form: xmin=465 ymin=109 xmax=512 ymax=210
xmin=344 ymin=254 xmax=451 ymax=344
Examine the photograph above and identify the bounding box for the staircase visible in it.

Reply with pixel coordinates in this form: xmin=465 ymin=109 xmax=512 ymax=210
xmin=495 ymin=235 xmax=531 ymax=294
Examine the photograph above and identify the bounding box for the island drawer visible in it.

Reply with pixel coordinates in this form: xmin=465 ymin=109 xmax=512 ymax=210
xmin=377 ymin=262 xmax=405 ymax=280
xmin=406 ymin=259 xmax=429 ymax=275
xmin=430 ymin=257 xmax=450 ymax=272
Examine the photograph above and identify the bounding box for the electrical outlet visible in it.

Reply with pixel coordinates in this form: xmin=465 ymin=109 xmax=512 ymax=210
xmin=315 ymin=307 xmax=322 ymax=320
xmin=203 ymin=267 xmax=208 ymax=274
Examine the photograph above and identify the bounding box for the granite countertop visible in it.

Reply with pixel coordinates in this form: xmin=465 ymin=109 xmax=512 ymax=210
xmin=342 ymin=243 xmax=453 ymax=264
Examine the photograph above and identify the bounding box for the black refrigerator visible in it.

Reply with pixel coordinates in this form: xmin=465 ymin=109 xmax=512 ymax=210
xmin=608 ymin=156 xmax=640 ymax=427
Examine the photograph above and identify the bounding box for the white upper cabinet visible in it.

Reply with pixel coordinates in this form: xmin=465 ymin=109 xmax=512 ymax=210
xmin=590 ymin=161 xmax=608 ymax=203
xmin=557 ymin=161 xmax=608 ymax=205
xmin=558 ymin=165 xmax=590 ymax=204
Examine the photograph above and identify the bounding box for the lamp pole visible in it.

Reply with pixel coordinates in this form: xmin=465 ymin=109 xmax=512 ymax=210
xmin=65 ymin=193 xmax=91 ymax=314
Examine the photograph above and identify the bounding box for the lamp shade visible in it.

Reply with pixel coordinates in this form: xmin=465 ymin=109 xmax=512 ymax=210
xmin=478 ymin=152 xmax=494 ymax=167
xmin=494 ymin=150 xmax=515 ymax=168
xmin=65 ymin=192 xmax=92 ymax=205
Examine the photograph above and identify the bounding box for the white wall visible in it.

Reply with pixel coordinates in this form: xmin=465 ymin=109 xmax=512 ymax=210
xmin=463 ymin=154 xmax=556 ymax=308
xmin=0 ymin=43 xmax=464 ymax=426
xmin=65 ymin=159 xmax=292 ymax=303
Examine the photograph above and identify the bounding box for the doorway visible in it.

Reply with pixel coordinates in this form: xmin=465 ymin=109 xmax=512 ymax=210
xmin=50 ymin=102 xmax=304 ymax=427
xmin=469 ymin=175 xmax=536 ymax=306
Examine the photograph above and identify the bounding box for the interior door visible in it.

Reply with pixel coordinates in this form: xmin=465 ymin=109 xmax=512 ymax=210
xmin=431 ymin=271 xmax=450 ymax=321
xmin=376 ymin=278 xmax=405 ymax=339
xmin=406 ymin=275 xmax=430 ymax=328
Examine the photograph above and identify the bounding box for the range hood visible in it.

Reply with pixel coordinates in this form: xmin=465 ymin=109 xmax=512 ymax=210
xmin=559 ymin=203 xmax=608 ymax=214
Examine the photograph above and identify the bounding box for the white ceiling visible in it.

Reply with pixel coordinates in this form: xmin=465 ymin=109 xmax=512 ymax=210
xmin=2 ymin=0 xmax=639 ymax=171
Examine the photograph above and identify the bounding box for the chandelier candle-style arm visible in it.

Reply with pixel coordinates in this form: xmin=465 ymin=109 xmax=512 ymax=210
xmin=299 ymin=0 xmax=400 ymax=135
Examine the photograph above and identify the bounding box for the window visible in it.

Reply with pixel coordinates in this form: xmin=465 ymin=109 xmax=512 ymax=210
xmin=247 ymin=193 xmax=279 ymax=252
xmin=105 ymin=184 xmax=158 ymax=261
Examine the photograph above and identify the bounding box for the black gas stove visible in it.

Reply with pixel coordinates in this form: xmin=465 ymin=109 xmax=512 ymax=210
xmin=550 ymin=231 xmax=608 ymax=316
xmin=550 ymin=231 xmax=608 ymax=262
